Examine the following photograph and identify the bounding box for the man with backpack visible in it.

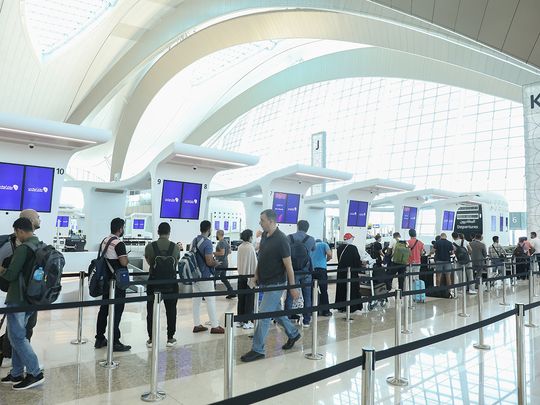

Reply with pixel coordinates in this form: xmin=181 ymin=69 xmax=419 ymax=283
xmin=285 ymin=220 xmax=315 ymax=328
xmin=144 ymin=222 xmax=180 ymax=348
xmin=0 ymin=209 xmax=42 ymax=368
xmin=434 ymin=233 xmax=456 ymax=297
xmin=389 ymin=236 xmax=410 ymax=291
xmin=0 ymin=218 xmax=44 ymax=390
xmin=191 ymin=220 xmax=224 ymax=334
xmin=94 ymin=218 xmax=131 ymax=352
xmin=215 ymin=230 xmax=235 ymax=299
xmin=470 ymin=234 xmax=487 ymax=292
xmin=489 ymin=236 xmax=507 ymax=277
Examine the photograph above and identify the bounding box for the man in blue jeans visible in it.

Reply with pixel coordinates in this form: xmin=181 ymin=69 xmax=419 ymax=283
xmin=0 ymin=217 xmax=43 ymax=390
xmin=285 ymin=220 xmax=315 ymax=327
xmin=240 ymin=209 xmax=301 ymax=363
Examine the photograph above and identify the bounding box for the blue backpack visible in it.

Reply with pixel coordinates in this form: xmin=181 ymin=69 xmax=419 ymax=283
xmin=178 ymin=237 xmax=205 ymax=284
xmin=88 ymin=237 xmax=116 ymax=297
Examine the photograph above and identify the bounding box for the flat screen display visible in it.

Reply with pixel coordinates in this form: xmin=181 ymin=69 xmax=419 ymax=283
xmin=491 ymin=215 xmax=497 ymax=231
xmin=214 ymin=221 xmax=220 ymax=230
xmin=224 ymin=221 xmax=229 ymax=231
xmin=0 ymin=162 xmax=54 ymax=212
xmin=401 ymin=206 xmax=418 ymax=229
xmin=346 ymin=200 xmax=369 ymax=227
xmin=159 ymin=180 xmax=202 ymax=220
xmin=56 ymin=216 xmax=69 ymax=228
xmin=272 ymin=192 xmax=300 ymax=224
xmin=500 ymin=216 xmax=504 ymax=232
xmin=0 ymin=163 xmax=24 ymax=211
xmin=232 ymin=221 xmax=237 ymax=231
xmin=133 ymin=219 xmax=145 ymax=230
xmin=442 ymin=210 xmax=455 ymax=231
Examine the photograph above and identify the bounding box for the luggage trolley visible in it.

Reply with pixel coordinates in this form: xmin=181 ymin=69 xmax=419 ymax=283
xmin=359 ymin=266 xmax=389 ymax=311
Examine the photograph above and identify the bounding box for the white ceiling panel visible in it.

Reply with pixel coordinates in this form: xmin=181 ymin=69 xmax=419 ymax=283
xmin=502 ymin=0 xmax=540 ymax=61
xmin=477 ymin=0 xmax=519 ymax=50
xmin=433 ymin=0 xmax=460 ymax=30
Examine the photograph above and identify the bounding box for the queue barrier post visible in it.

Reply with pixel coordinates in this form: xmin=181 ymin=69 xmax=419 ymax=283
xmin=141 ymin=292 xmax=166 ymax=402
xmin=305 ymin=279 xmax=323 ymax=361
xmin=402 ymin=267 xmax=412 ymax=335
xmin=99 ymin=279 xmax=118 ymax=369
xmin=534 ymin=259 xmax=539 ymax=298
xmin=224 ymin=312 xmax=234 ymax=399
xmin=361 ymin=347 xmax=375 ymax=405
xmin=458 ymin=265 xmax=470 ymax=318
xmin=408 ymin=265 xmax=416 ymax=310
xmin=473 ymin=277 xmax=490 ymax=351
xmin=500 ymin=265 xmax=510 ymax=306
xmin=525 ymin=267 xmax=537 ymax=328
xmin=345 ymin=267 xmax=352 ymax=323
xmin=516 ymin=303 xmax=526 ymax=405
xmin=386 ymin=289 xmax=408 ymax=387
xmin=70 ymin=271 xmax=88 ymax=345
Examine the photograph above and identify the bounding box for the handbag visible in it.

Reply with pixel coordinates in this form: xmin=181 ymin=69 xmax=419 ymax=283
xmin=105 ymin=260 xmax=130 ymax=291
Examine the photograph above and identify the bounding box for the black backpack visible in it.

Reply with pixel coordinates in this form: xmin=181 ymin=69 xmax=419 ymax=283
xmin=88 ymin=237 xmax=116 ymax=297
xmin=22 ymin=241 xmax=65 ymax=305
xmin=453 ymin=241 xmax=470 ymax=265
xmin=289 ymin=235 xmax=312 ymax=272
xmin=150 ymin=241 xmax=177 ymax=293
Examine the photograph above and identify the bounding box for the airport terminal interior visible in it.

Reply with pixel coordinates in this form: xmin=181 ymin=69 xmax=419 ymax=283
xmin=1 ymin=0 xmax=540 ymax=404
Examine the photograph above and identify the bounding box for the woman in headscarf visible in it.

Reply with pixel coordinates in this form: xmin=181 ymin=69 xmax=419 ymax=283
xmin=335 ymin=233 xmax=363 ymax=313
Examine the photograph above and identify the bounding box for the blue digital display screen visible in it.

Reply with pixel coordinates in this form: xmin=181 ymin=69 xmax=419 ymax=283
xmin=346 ymin=200 xmax=368 ymax=227
xmin=442 ymin=211 xmax=455 ymax=231
xmin=160 ymin=180 xmax=202 ymax=220
xmin=56 ymin=216 xmax=69 ymax=228
xmin=401 ymin=206 xmax=418 ymax=229
xmin=133 ymin=219 xmax=145 ymax=230
xmin=272 ymin=192 xmax=300 ymax=224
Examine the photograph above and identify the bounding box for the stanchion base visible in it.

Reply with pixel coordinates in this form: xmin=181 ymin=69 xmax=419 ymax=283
xmin=473 ymin=343 xmax=491 ymax=351
xmin=401 ymin=329 xmax=413 ymax=335
xmin=141 ymin=391 xmax=166 ymax=402
xmin=70 ymin=338 xmax=88 ymax=345
xmin=458 ymin=313 xmax=470 ymax=318
xmin=525 ymin=323 xmax=538 ymax=328
xmin=99 ymin=360 xmax=119 ymax=369
xmin=386 ymin=376 xmax=408 ymax=387
xmin=304 ymin=353 xmax=324 ymax=360
xmin=499 ymin=302 xmax=510 ymax=306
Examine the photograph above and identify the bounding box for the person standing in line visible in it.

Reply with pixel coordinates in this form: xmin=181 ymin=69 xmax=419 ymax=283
xmin=407 ymin=229 xmax=425 ymax=282
xmin=0 ymin=218 xmax=44 ymax=390
xmin=144 ymin=222 xmax=180 ymax=348
xmin=469 ymin=234 xmax=488 ymax=294
xmin=191 ymin=221 xmax=225 ymax=334
xmin=236 ymin=229 xmax=258 ymax=329
xmin=286 ymin=220 xmax=315 ymax=328
xmin=372 ymin=234 xmax=384 ymax=266
xmin=529 ymin=232 xmax=540 ymax=271
xmin=240 ymin=210 xmax=301 ymax=362
xmin=433 ymin=233 xmax=455 ymax=297
xmin=311 ymin=238 xmax=332 ymax=317
xmin=335 ymin=233 xmax=363 ymax=313
xmin=215 ymin=230 xmax=235 ymax=299
xmin=94 ymin=218 xmax=131 ymax=352
xmin=489 ymin=236 xmax=507 ymax=278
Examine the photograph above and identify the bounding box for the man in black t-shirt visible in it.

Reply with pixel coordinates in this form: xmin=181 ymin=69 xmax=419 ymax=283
xmin=94 ymin=218 xmax=131 ymax=352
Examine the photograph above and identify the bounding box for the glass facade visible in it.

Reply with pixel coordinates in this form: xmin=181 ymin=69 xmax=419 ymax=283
xmin=206 ymin=78 xmax=525 ymax=211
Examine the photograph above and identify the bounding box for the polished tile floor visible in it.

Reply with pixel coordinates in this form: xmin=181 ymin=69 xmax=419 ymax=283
xmin=0 ymin=278 xmax=539 ymax=404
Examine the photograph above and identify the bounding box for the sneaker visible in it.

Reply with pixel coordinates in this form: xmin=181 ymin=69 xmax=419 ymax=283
xmin=12 ymin=373 xmax=44 ymax=391
xmin=210 ymin=326 xmax=225 ymax=334
xmin=193 ymin=325 xmax=208 ymax=333
xmin=112 ymin=342 xmax=131 ymax=352
xmin=226 ymin=295 xmax=237 ymax=300
xmin=242 ymin=321 xmax=254 ymax=329
xmin=166 ymin=338 xmax=177 ymax=347
xmin=146 ymin=339 xmax=152 ymax=348
xmin=94 ymin=337 xmax=107 ymax=349
xmin=1 ymin=373 xmax=23 ymax=384
xmin=282 ymin=334 xmax=301 ymax=350
xmin=235 ymin=322 xmax=243 ymax=328
xmin=240 ymin=350 xmax=265 ymax=363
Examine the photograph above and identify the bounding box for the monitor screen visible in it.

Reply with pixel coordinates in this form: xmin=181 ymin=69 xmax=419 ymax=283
xmin=272 ymin=192 xmax=300 ymax=224
xmin=224 ymin=221 xmax=229 ymax=231
xmin=347 ymin=200 xmax=369 ymax=227
xmin=180 ymin=182 xmax=202 ymax=220
xmin=214 ymin=220 xmax=220 ymax=230
xmin=160 ymin=180 xmax=183 ymax=218
xmin=56 ymin=216 xmax=69 ymax=228
xmin=0 ymin=162 xmax=24 ymax=211
xmin=22 ymin=165 xmax=55 ymax=212
xmin=500 ymin=216 xmax=504 ymax=232
xmin=133 ymin=219 xmax=145 ymax=230
xmin=232 ymin=221 xmax=237 ymax=231
xmin=401 ymin=206 xmax=418 ymax=229
xmin=442 ymin=211 xmax=455 ymax=231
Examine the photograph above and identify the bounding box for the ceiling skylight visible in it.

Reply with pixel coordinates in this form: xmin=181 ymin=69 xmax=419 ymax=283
xmin=23 ymin=0 xmax=117 ymax=56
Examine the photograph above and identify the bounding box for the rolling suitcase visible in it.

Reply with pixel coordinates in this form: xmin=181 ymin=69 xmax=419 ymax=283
xmin=413 ymin=279 xmax=426 ymax=303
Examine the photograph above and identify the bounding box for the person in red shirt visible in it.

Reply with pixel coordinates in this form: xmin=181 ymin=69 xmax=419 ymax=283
xmin=407 ymin=229 xmax=425 ymax=265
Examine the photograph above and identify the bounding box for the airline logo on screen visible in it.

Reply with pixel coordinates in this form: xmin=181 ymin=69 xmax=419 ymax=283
xmin=27 ymin=186 xmax=49 ymax=193
xmin=183 ymin=198 xmax=198 ymax=205
xmin=0 ymin=184 xmax=19 ymax=191
xmin=164 ymin=197 xmax=180 ymax=203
